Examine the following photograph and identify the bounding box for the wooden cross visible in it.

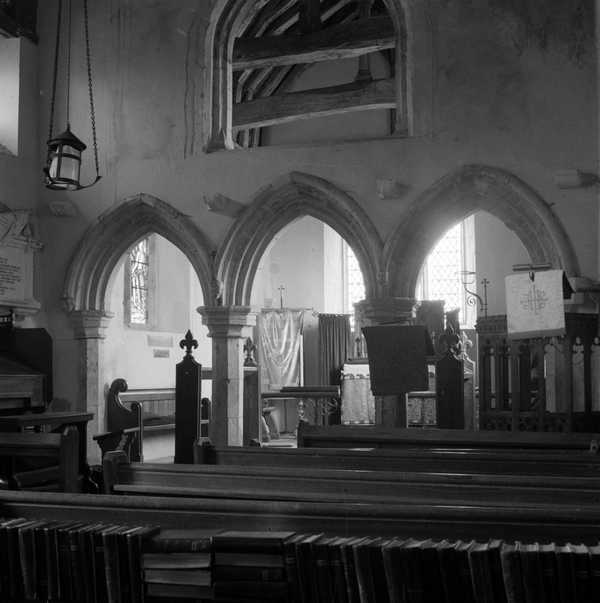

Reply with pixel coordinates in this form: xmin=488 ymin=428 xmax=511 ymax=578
xmin=278 ymin=285 xmax=286 ymax=309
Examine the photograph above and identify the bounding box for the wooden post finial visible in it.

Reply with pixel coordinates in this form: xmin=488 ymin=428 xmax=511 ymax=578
xmin=180 ymin=330 xmax=198 ymax=357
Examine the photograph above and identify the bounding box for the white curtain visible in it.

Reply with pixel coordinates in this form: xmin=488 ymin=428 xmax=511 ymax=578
xmin=341 ymin=363 xmax=375 ymax=424
xmin=259 ymin=310 xmax=304 ymax=389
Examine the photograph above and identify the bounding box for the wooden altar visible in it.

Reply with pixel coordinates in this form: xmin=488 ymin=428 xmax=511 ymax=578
xmin=261 ymin=386 xmax=341 ymax=429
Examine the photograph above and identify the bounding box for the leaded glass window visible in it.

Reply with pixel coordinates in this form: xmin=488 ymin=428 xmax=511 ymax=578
xmin=416 ymin=217 xmax=476 ymax=328
xmin=345 ymin=245 xmax=365 ymax=329
xmin=128 ymin=238 xmax=150 ymax=325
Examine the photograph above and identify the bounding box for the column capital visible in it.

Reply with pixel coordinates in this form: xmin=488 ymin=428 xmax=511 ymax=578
xmin=69 ymin=310 xmax=113 ymax=339
xmin=355 ymin=297 xmax=416 ymax=326
xmin=197 ymin=305 xmax=256 ymax=339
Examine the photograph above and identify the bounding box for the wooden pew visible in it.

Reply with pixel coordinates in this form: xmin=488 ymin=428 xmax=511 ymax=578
xmin=194 ymin=442 xmax=600 ymax=476
xmin=3 ymin=488 xmax=600 ymax=544
xmin=0 ymin=426 xmax=79 ymax=493
xmin=296 ymin=422 xmax=600 ymax=450
xmin=103 ymin=452 xmax=600 ymax=509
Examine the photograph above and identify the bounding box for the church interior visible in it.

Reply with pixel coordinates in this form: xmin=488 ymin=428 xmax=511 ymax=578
xmin=1 ymin=1 xmax=600 ymax=601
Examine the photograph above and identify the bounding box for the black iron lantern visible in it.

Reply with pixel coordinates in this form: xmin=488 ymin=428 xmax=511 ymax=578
xmin=44 ymin=125 xmax=86 ymax=190
xmin=44 ymin=0 xmax=101 ymax=191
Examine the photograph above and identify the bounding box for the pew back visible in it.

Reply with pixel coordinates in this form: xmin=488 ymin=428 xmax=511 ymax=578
xmin=3 ymin=488 xmax=600 ymax=543
xmin=104 ymin=455 xmax=600 ymax=508
xmin=0 ymin=427 xmax=79 ymax=492
xmin=195 ymin=443 xmax=600 ymax=476
xmin=296 ymin=423 xmax=600 ymax=450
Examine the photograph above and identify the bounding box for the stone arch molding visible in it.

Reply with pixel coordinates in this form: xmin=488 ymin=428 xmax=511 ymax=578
xmin=383 ymin=164 xmax=581 ymax=298
xmin=218 ymin=172 xmax=384 ymax=306
xmin=63 ymin=193 xmax=216 ymax=315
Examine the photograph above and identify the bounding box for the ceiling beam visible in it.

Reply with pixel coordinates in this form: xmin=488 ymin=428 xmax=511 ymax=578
xmin=232 ymin=16 xmax=395 ymax=71
xmin=233 ymin=77 xmax=395 ymax=130
xmin=299 ymin=0 xmax=321 ymax=32
xmin=0 ymin=0 xmax=37 ymax=43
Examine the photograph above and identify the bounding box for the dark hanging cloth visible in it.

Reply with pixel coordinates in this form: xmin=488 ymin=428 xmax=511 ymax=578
xmin=318 ymin=314 xmax=352 ymax=425
xmin=318 ymin=314 xmax=352 ymax=385
xmin=362 ymin=325 xmax=434 ymax=396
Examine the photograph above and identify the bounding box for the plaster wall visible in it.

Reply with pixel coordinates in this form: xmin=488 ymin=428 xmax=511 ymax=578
xmin=0 ymin=37 xmax=40 ymax=207
xmin=28 ymin=0 xmax=598 ymax=409
xmin=251 ymin=216 xmax=327 ymax=312
xmin=474 ymin=212 xmax=531 ymax=316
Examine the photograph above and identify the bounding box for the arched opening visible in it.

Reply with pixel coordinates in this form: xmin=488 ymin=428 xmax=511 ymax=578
xmin=384 ymin=165 xmax=580 ymax=300
xmin=415 ymin=212 xmax=531 ymax=328
xmin=102 ymin=233 xmax=211 ymax=461
xmin=385 ymin=166 xmax=584 ymax=433
xmin=218 ymin=171 xmax=382 ymax=306
xmin=250 ymin=215 xmax=370 ymax=440
xmin=62 ymin=194 xmax=215 ymax=453
xmin=205 ymin=0 xmax=410 ymax=150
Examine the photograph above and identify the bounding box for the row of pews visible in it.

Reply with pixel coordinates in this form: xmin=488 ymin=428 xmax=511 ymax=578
xmin=0 ymin=426 xmax=80 ymax=493
xmin=1 ymin=426 xmax=600 ymax=601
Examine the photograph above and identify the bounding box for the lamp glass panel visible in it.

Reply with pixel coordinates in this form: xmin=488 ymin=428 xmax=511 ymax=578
xmin=48 ymin=154 xmax=60 ymax=179
xmin=58 ymin=156 xmax=81 ymax=183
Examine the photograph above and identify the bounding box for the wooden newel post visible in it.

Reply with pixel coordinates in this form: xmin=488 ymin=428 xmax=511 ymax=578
xmin=175 ymin=330 xmax=202 ymax=464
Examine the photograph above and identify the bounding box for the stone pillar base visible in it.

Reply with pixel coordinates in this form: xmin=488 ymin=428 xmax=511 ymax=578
xmin=197 ymin=306 xmax=256 ymax=447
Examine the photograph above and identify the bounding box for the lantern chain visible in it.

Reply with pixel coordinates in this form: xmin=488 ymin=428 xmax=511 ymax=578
xmin=65 ymin=0 xmax=72 ymax=125
xmin=83 ymin=0 xmax=100 ymax=181
xmin=48 ymin=0 xmax=63 ymax=141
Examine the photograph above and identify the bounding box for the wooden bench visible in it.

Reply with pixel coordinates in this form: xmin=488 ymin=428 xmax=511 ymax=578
xmin=0 ymin=426 xmax=79 ymax=493
xmin=296 ymin=422 xmax=600 ymax=450
xmin=103 ymin=451 xmax=600 ymax=510
xmin=2 ymin=484 xmax=600 ymax=544
xmin=194 ymin=441 xmax=600 ymax=476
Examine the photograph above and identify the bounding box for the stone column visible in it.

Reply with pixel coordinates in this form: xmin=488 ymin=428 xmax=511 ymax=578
xmin=69 ymin=309 xmax=112 ymax=465
xmin=354 ymin=297 xmax=416 ymax=427
xmin=197 ymin=306 xmax=256 ymax=447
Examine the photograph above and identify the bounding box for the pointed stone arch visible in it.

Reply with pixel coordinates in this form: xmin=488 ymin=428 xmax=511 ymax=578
xmin=218 ymin=172 xmax=384 ymax=306
xmin=383 ymin=164 xmax=580 ymax=298
xmin=63 ymin=193 xmax=216 ymax=314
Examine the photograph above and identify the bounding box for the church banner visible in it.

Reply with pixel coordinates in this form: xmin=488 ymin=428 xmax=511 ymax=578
xmin=505 ymin=270 xmax=570 ymax=339
xmin=259 ymin=309 xmax=304 ymax=390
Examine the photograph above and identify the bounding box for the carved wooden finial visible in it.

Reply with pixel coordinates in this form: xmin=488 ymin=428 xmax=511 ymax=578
xmin=180 ymin=330 xmax=198 ymax=357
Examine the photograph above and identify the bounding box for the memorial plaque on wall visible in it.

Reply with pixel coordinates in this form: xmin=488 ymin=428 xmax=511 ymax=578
xmin=0 ymin=244 xmax=27 ymax=303
xmin=505 ymin=270 xmax=571 ymax=339
xmin=362 ymin=325 xmax=434 ymax=395
xmin=0 ymin=209 xmax=41 ymax=316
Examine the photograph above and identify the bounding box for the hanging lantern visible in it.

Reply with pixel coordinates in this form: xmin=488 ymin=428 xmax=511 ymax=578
xmin=44 ymin=125 xmax=86 ymax=190
xmin=44 ymin=0 xmax=101 ymax=191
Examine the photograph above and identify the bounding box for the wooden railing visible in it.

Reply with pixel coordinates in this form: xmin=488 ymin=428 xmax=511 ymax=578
xmin=476 ymin=313 xmax=600 ymax=432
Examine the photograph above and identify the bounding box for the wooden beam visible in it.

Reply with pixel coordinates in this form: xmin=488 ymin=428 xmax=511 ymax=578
xmin=0 ymin=0 xmax=37 ymax=43
xmin=233 ymin=77 xmax=395 ymax=130
xmin=233 ymin=16 xmax=395 ymax=71
xmin=299 ymin=0 xmax=321 ymax=32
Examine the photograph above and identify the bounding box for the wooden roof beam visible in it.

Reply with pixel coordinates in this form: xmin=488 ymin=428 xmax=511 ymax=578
xmin=232 ymin=15 xmax=395 ymax=71
xmin=233 ymin=77 xmax=395 ymax=130
xmin=299 ymin=0 xmax=322 ymax=32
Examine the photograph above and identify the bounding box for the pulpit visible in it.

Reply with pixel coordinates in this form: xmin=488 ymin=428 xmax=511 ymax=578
xmin=362 ymin=325 xmax=434 ymax=427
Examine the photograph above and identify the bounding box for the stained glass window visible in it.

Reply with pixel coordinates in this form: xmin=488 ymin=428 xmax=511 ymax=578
xmin=416 ymin=218 xmax=476 ymax=328
xmin=128 ymin=238 xmax=149 ymax=325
